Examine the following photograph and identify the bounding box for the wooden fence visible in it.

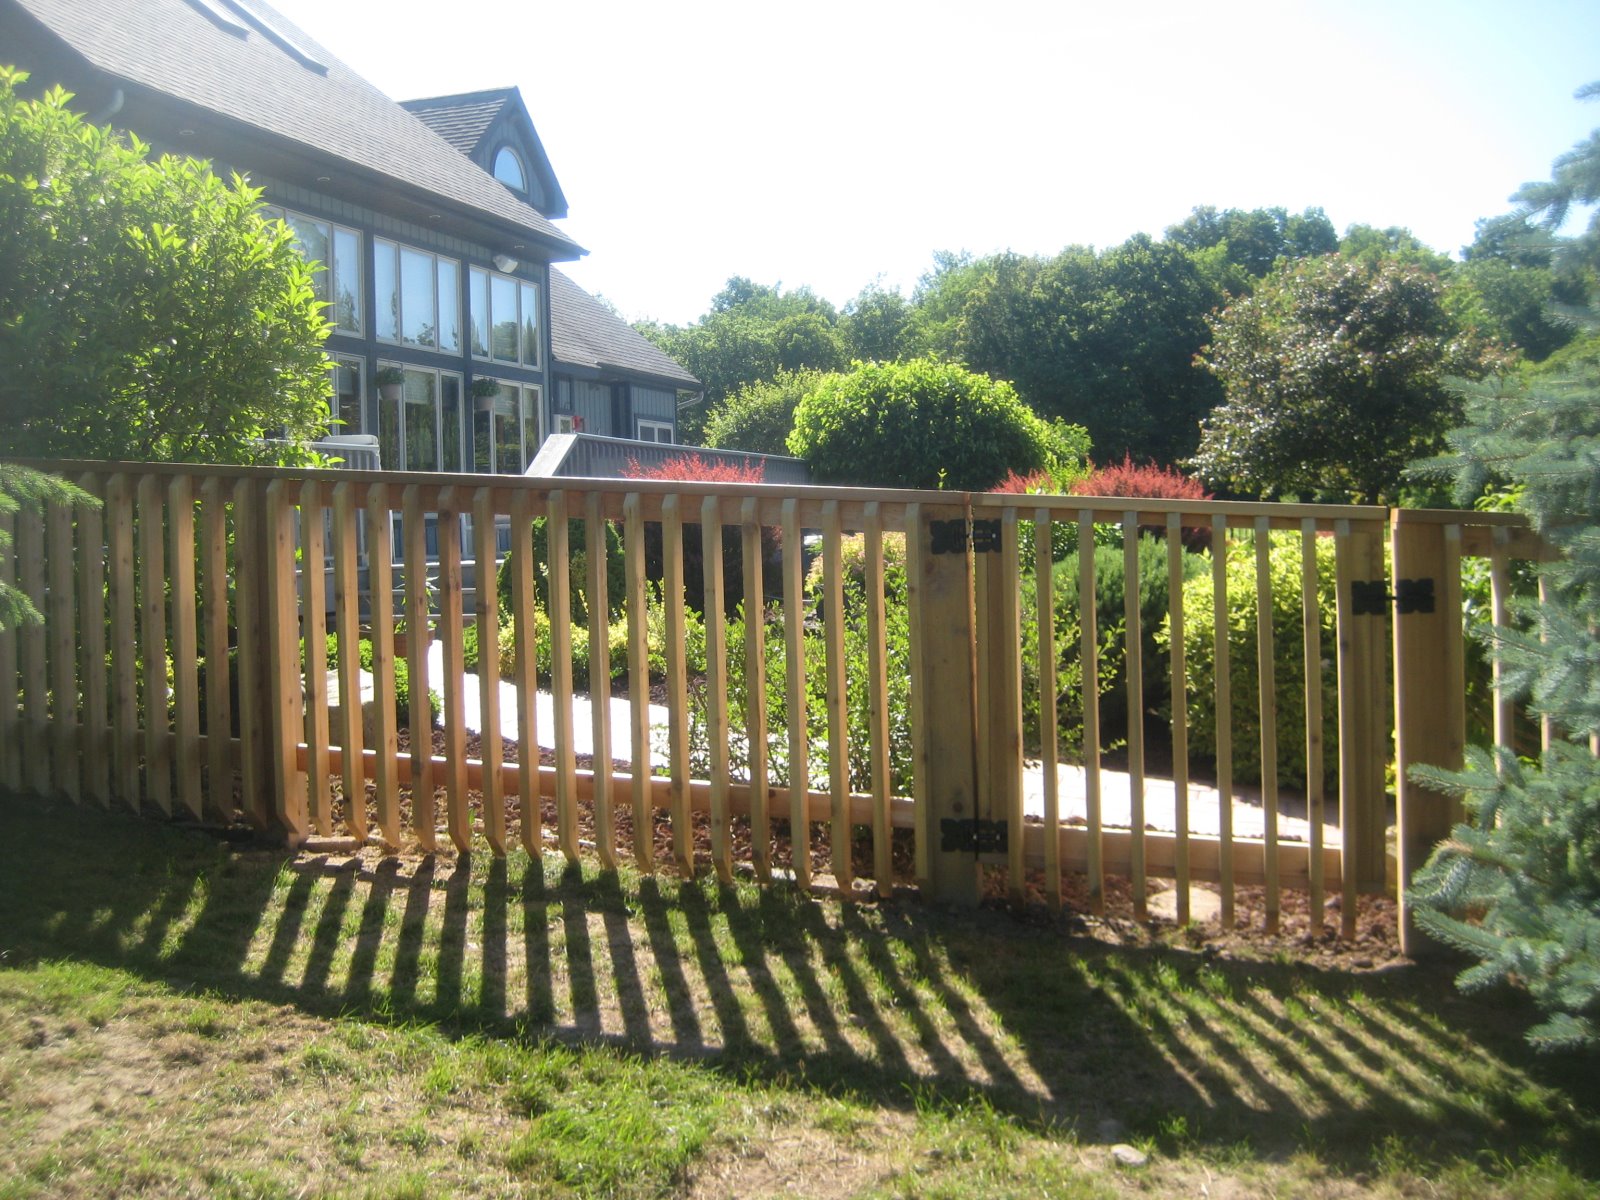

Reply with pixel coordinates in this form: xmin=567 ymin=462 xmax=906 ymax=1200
xmin=0 ymin=461 xmax=1551 ymax=949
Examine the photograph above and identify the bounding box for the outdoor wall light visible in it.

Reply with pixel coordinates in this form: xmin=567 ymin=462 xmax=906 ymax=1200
xmin=492 ymin=253 xmax=519 ymax=273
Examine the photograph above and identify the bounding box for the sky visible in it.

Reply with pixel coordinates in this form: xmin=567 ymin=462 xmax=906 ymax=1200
xmin=264 ymin=0 xmax=1600 ymax=326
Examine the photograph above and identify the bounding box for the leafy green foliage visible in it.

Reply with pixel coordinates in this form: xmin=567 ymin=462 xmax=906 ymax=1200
xmin=701 ymin=369 xmax=830 ymax=455
xmin=1191 ymin=253 xmax=1500 ymax=503
xmin=787 ymin=357 xmax=1087 ymax=490
xmin=495 ymin=515 xmax=627 ymax=627
xmin=1165 ymin=204 xmax=1338 ymax=291
xmin=0 ymin=67 xmax=332 ymax=463
xmin=1512 ymin=81 xmax=1600 ymax=270
xmin=0 ymin=466 xmax=94 ymax=632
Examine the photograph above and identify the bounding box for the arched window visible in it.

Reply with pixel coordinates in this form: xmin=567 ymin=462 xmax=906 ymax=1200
xmin=493 ymin=146 xmax=526 ymax=192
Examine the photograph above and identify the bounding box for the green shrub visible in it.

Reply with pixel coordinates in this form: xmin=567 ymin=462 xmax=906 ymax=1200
xmin=702 ymin=368 xmax=826 ymax=455
xmin=1160 ymin=531 xmax=1342 ymax=791
xmin=495 ymin=514 xmax=627 ymax=626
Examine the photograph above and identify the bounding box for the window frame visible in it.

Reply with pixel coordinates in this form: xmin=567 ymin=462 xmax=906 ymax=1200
xmin=376 ymin=360 xmax=463 ymax=473
xmin=262 ymin=204 xmax=362 ymax=335
xmin=636 ymin=418 xmax=673 ymax=444
xmin=375 ymin=237 xmax=462 ymax=353
xmin=469 ymin=266 xmax=542 ymax=368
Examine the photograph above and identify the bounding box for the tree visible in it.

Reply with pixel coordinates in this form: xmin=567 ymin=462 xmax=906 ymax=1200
xmin=1190 ymin=253 xmax=1499 ymax=503
xmin=786 ymin=357 xmax=1088 ymax=490
xmin=840 ymin=279 xmax=914 ymax=363
xmin=1450 ymin=215 xmax=1585 ymax=362
xmin=0 ymin=68 xmax=332 ymax=463
xmin=702 ymin=368 xmax=830 ymax=456
xmin=1513 ymin=81 xmax=1600 ymax=268
xmin=1165 ymin=205 xmax=1337 ymax=286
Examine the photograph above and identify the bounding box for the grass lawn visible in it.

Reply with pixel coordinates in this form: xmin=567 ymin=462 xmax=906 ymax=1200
xmin=0 ymin=790 xmax=1596 ymax=1199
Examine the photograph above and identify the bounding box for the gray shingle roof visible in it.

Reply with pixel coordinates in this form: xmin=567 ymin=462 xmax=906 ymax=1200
xmin=8 ymin=0 xmax=583 ymax=258
xmin=400 ymin=89 xmax=512 ymax=157
xmin=550 ymin=270 xmax=700 ymax=389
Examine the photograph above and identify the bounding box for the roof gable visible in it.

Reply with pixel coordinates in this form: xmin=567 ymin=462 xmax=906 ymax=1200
xmin=6 ymin=0 xmax=583 ymax=258
xmin=402 ymin=87 xmax=568 ymax=220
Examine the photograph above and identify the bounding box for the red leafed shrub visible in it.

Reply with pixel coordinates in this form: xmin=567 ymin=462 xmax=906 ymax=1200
xmin=623 ymin=452 xmax=766 ymax=484
xmin=1070 ymin=455 xmax=1211 ymax=501
xmin=990 ymin=468 xmax=1056 ymax=494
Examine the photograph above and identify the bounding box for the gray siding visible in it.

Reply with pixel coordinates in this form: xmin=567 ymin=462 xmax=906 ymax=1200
xmin=571 ymin=380 xmax=613 ymax=434
xmin=631 ymin=386 xmax=676 ymax=421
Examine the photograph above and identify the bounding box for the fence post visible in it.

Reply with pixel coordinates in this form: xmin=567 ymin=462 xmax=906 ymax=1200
xmin=908 ymin=500 xmax=981 ymax=905
xmin=1391 ymin=512 xmax=1465 ymax=956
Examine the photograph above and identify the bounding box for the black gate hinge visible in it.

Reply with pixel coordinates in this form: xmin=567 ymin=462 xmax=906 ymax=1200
xmin=940 ymin=817 xmax=1008 ymax=856
xmin=930 ymin=518 xmax=1002 ymax=556
xmin=1352 ymin=577 xmax=1434 ymax=616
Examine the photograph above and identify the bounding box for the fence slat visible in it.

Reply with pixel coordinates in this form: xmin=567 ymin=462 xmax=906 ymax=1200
xmin=77 ymin=478 xmax=109 ymax=808
xmin=437 ymin=492 xmax=470 ymax=852
xmin=1166 ymin=512 xmax=1189 ymax=926
xmin=16 ymin=505 xmax=47 ymax=797
xmin=1079 ymin=509 xmax=1104 ymax=912
xmin=821 ymin=500 xmax=851 ymax=891
xmin=46 ymin=499 xmax=79 ymax=801
xmin=365 ymin=485 xmax=400 ymax=847
xmin=1212 ymin=514 xmax=1234 ymax=928
xmin=1490 ymin=525 xmax=1513 ymax=756
xmin=168 ymin=476 xmax=202 ymax=819
xmin=547 ymin=490 xmax=580 ymax=864
xmin=1035 ymin=510 xmax=1061 ymax=909
xmin=999 ymin=507 xmax=1025 ymax=900
xmin=782 ymin=497 xmax=810 ymax=888
xmin=622 ymin=493 xmax=650 ymax=870
xmin=402 ymin=485 xmax=436 ymax=850
xmin=0 ymin=509 xmax=16 ymax=794
xmin=864 ymin=503 xmax=892 ymax=898
xmin=740 ymin=497 xmax=770 ymax=881
xmin=264 ymin=480 xmax=307 ymax=844
xmin=1301 ymin=518 xmax=1325 ymax=934
xmin=298 ymin=477 xmax=332 ymax=836
xmin=231 ymin=480 xmax=268 ymax=828
xmin=1123 ymin=512 xmax=1147 ymax=921
xmin=905 ymin=502 xmax=930 ymax=889
xmin=1253 ymin=517 xmax=1280 ymax=934
xmin=1333 ymin=518 xmax=1361 ymax=939
xmin=584 ymin=490 xmax=613 ymax=869
xmin=200 ymin=479 xmax=232 ymax=819
xmin=332 ymin=482 xmax=367 ymax=842
xmin=662 ymin=492 xmax=693 ymax=876
xmin=512 ymin=489 xmax=543 ymax=858
xmin=475 ymin=488 xmax=506 ymax=855
xmin=136 ymin=475 xmax=171 ymax=813
xmin=702 ymin=494 xmax=733 ymax=883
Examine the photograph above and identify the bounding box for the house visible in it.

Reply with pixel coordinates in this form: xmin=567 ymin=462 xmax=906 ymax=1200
xmin=0 ymin=0 xmax=699 ymax=476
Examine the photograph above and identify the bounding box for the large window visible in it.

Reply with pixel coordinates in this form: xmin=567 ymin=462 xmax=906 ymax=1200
xmin=636 ymin=418 xmax=673 ymax=444
xmin=376 ymin=239 xmax=461 ymax=353
xmin=473 ymin=379 xmax=542 ymax=474
xmin=377 ymin=363 xmax=462 ymax=472
xmin=330 ymin=354 xmax=363 ymax=433
xmin=263 ymin=205 xmax=361 ymax=334
xmin=469 ymin=267 xmax=541 ymax=368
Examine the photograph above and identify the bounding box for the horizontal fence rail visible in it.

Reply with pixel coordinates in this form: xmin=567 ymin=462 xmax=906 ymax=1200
xmin=0 ymin=460 xmax=1555 ymax=937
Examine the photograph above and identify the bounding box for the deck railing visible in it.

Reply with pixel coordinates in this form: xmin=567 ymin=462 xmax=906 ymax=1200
xmin=0 ymin=461 xmax=1552 ymax=945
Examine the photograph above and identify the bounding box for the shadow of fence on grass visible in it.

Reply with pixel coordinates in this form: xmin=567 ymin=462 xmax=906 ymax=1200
xmin=2 ymin=792 xmax=1593 ymax=1169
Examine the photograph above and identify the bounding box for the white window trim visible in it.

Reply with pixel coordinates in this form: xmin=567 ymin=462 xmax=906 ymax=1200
xmin=637 ymin=418 xmax=673 ymax=444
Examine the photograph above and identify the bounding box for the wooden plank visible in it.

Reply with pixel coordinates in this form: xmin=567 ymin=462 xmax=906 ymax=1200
xmin=547 ymin=490 xmax=580 ymax=864
xmin=1352 ymin=524 xmax=1390 ymax=894
xmin=702 ymin=494 xmax=733 ymax=884
xmin=864 ymin=504 xmax=893 ymax=898
xmin=46 ymin=499 xmax=79 ymax=801
xmin=136 ymin=475 xmax=171 ymax=813
xmin=231 ymin=479 xmax=268 ymax=829
xmin=17 ymin=504 xmax=48 ymax=797
xmin=1332 ymin=519 xmax=1361 ymax=939
xmin=999 ymin=508 xmax=1025 ymax=900
xmin=741 ymin=497 xmax=770 ymax=881
xmin=1079 ymin=510 xmax=1104 ymax=912
xmin=298 ymin=477 xmax=332 ymax=836
xmin=402 ymin=485 xmax=435 ymax=851
xmin=1254 ymin=517 xmax=1280 ymax=934
xmin=365 ymin=485 xmax=400 ymax=847
xmin=622 ymin=493 xmax=651 ymax=870
xmin=332 ymin=482 xmax=367 ymax=842
xmin=1212 ymin=514 xmax=1234 ymax=928
xmin=264 ymin=480 xmax=308 ymax=845
xmin=1124 ymin=512 xmax=1147 ymax=921
xmin=584 ymin=490 xmax=613 ymax=869
xmin=1490 ymin=526 xmax=1513 ymax=756
xmin=77 ymin=479 xmax=109 ymax=807
xmin=1036 ymin=510 xmax=1061 ymax=909
xmin=1391 ymin=514 xmax=1467 ymax=956
xmin=474 ymin=488 xmax=506 ymax=855
xmin=436 ymin=492 xmax=470 ymax=852
xmin=911 ymin=501 xmax=980 ymax=905
xmin=905 ymin=502 xmax=930 ymax=888
xmin=1301 ymin=519 xmax=1325 ymax=934
xmin=511 ymin=489 xmax=543 ymax=858
xmin=661 ymin=492 xmax=693 ymax=875
xmin=0 ymin=509 xmax=16 ymax=793
xmin=200 ymin=478 xmax=232 ymax=819
xmin=782 ymin=498 xmax=811 ymax=889
xmin=821 ymin=500 xmax=851 ymax=891
xmin=167 ymin=476 xmax=202 ymax=818
xmin=1166 ymin=512 xmax=1189 ymax=926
